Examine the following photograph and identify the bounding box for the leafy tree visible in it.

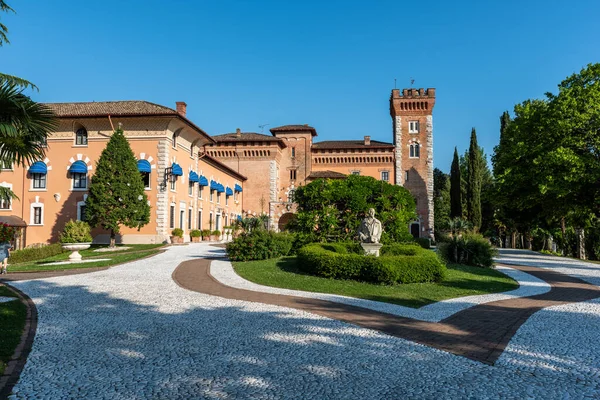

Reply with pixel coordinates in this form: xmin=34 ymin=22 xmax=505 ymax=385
xmin=467 ymin=128 xmax=482 ymax=230
xmin=433 ymin=168 xmax=450 ymax=232
xmin=86 ymin=129 xmax=150 ymax=247
xmin=292 ymin=175 xmax=416 ymax=243
xmin=450 ymin=147 xmax=462 ymax=219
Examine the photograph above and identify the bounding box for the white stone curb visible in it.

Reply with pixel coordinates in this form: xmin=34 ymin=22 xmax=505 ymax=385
xmin=209 ymin=249 xmax=550 ymax=322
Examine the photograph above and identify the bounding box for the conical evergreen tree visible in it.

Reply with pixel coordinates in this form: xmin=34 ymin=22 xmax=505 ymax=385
xmin=467 ymin=128 xmax=482 ymax=230
xmin=499 ymin=111 xmax=510 ymax=140
xmin=450 ymin=147 xmax=462 ymax=219
xmin=86 ymin=128 xmax=150 ymax=247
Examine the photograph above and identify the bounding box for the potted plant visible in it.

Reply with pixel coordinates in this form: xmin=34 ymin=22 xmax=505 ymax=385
xmin=211 ymin=230 xmax=221 ymax=241
xmin=171 ymin=228 xmax=184 ymax=244
xmin=201 ymin=229 xmax=211 ymax=241
xmin=60 ymin=220 xmax=93 ymax=262
xmin=190 ymin=229 xmax=201 ymax=243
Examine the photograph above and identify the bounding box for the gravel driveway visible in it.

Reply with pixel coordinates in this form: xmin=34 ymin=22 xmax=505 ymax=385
xmin=7 ymin=245 xmax=600 ymax=399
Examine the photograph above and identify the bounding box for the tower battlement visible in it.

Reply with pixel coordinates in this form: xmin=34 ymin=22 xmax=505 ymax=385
xmin=390 ymin=88 xmax=436 ymax=117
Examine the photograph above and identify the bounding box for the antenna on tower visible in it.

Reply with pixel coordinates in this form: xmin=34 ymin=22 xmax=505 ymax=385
xmin=394 ymin=78 xmax=397 ymax=89
xmin=410 ymin=77 xmax=415 ymax=87
xmin=258 ymin=124 xmax=269 ymax=133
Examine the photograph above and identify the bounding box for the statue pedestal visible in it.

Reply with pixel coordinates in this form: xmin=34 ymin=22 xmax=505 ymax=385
xmin=361 ymin=243 xmax=383 ymax=257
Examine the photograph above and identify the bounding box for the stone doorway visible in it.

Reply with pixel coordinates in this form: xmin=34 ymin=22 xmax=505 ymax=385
xmin=278 ymin=213 xmax=296 ymax=232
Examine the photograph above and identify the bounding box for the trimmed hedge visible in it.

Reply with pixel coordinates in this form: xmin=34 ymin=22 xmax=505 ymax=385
xmin=226 ymin=230 xmax=293 ymax=261
xmin=9 ymin=243 xmax=65 ymax=264
xmin=297 ymin=243 xmax=446 ymax=284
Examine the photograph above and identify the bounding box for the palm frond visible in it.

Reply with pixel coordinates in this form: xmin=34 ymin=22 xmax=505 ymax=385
xmin=0 ymin=73 xmax=38 ymax=91
xmin=0 ymin=185 xmax=17 ymax=203
xmin=0 ymin=82 xmax=58 ymax=167
xmin=0 ymin=1 xmax=14 ymax=47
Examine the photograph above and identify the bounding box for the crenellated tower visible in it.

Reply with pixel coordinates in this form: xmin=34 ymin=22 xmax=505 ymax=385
xmin=390 ymin=88 xmax=436 ymax=238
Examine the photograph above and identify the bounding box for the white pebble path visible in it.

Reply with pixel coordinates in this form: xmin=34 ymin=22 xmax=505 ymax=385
xmin=5 ymin=244 xmax=600 ymax=399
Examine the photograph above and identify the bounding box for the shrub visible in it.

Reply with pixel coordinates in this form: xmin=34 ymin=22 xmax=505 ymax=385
xmin=297 ymin=243 xmax=446 ymax=284
xmin=0 ymin=223 xmax=15 ymax=243
xmin=190 ymin=229 xmax=201 ymax=238
xmin=226 ymin=230 xmax=293 ymax=261
xmin=9 ymin=243 xmax=65 ymax=264
xmin=212 ymin=230 xmax=221 ymax=236
xmin=171 ymin=228 xmax=184 ymax=238
xmin=437 ymin=232 xmax=497 ymax=268
xmin=60 ymin=220 xmax=92 ymax=243
xmin=201 ymin=229 xmax=211 ymax=238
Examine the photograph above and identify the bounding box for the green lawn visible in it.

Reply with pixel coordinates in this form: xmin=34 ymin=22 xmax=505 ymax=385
xmin=8 ymin=244 xmax=165 ymax=273
xmin=233 ymin=257 xmax=519 ymax=309
xmin=0 ymin=288 xmax=26 ymax=375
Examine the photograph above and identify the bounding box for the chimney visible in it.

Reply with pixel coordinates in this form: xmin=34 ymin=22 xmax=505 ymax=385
xmin=236 ymin=128 xmax=242 ymax=138
xmin=175 ymin=101 xmax=187 ymax=117
xmin=364 ymin=135 xmax=371 ymax=146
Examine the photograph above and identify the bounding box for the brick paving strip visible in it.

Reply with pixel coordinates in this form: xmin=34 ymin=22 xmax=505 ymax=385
xmin=172 ymin=259 xmax=600 ymax=365
xmin=0 ymin=284 xmax=38 ymax=400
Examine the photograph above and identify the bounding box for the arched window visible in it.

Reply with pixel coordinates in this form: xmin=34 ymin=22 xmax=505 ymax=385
xmin=288 ymin=189 xmax=296 ymax=202
xmin=410 ymin=143 xmax=420 ymax=158
xmin=75 ymin=128 xmax=88 ymax=146
xmin=172 ymin=132 xmax=179 ymax=149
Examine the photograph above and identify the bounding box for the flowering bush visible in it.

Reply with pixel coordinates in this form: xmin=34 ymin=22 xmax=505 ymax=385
xmin=0 ymin=223 xmax=15 ymax=243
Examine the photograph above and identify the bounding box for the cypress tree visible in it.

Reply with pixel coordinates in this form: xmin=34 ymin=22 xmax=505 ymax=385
xmin=450 ymin=147 xmax=462 ymax=219
xmin=467 ymin=128 xmax=482 ymax=230
xmin=500 ymin=111 xmax=510 ymax=141
xmin=86 ymin=128 xmax=150 ymax=247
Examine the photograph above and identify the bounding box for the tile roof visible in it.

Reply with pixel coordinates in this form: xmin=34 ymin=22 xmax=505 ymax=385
xmin=212 ymin=132 xmax=287 ymax=148
xmin=270 ymin=124 xmax=317 ymax=136
xmin=306 ymin=170 xmax=347 ymax=180
xmin=312 ymin=140 xmax=394 ymax=149
xmin=44 ymin=101 xmax=178 ymax=117
xmin=43 ymin=100 xmax=215 ymax=143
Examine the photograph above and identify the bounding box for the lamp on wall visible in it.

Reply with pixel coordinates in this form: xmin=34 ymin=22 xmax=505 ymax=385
xmin=53 ymin=193 xmax=61 ymax=202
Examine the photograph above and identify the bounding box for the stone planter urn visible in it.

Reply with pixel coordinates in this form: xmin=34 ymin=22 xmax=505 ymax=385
xmin=170 ymin=236 xmax=184 ymax=244
xmin=61 ymin=242 xmax=92 ymax=262
xmin=191 ymin=236 xmax=201 ymax=243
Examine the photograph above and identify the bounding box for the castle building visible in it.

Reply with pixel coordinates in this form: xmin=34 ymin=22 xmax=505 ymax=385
xmin=0 ymin=87 xmax=434 ymax=247
xmin=209 ymin=88 xmax=436 ymax=238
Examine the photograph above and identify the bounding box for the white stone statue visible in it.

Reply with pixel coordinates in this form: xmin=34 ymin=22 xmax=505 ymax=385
xmin=358 ymin=208 xmax=383 ymax=244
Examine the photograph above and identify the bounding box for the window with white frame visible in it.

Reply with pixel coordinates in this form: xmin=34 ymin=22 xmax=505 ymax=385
xmin=73 ymin=173 xmax=87 ymax=189
xmin=0 ymin=160 xmax=12 ymax=170
xmin=188 ymin=181 xmax=194 ymax=196
xmin=409 ymin=121 xmax=420 ymax=134
xmin=170 ymin=175 xmax=176 ymax=191
xmin=170 ymin=205 xmax=175 ymax=229
xmin=198 ymin=185 xmax=203 ymax=199
xmin=210 ymin=189 xmax=214 ymax=202
xmin=288 ymin=189 xmax=296 ymax=202
xmin=0 ymin=197 xmax=10 ymax=210
xmin=32 ymin=173 xmax=46 ymax=189
xmin=188 ymin=208 xmax=193 ymax=229
xmin=33 ymin=206 xmax=42 ymax=225
xmin=197 ymin=210 xmax=202 ymax=230
xmin=78 ymin=204 xmax=87 ymax=222
xmin=75 ymin=128 xmax=88 ymax=145
xmin=217 ymin=192 xmax=221 ymax=204
xmin=409 ymin=143 xmax=420 ymax=158
xmin=351 ymin=171 xmax=360 ymax=175
xmin=172 ymin=132 xmax=178 ymax=149
xmin=225 ymin=194 xmax=228 ymax=206
xmin=381 ymin=171 xmax=389 ymax=182
xmin=405 ymin=170 xmax=409 ymax=182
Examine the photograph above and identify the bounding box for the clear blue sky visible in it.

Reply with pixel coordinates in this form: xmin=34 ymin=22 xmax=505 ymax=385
xmin=2 ymin=0 xmax=599 ymax=172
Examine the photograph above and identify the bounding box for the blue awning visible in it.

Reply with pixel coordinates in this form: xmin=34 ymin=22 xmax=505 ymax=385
xmin=171 ymin=163 xmax=183 ymax=176
xmin=217 ymin=184 xmax=225 ymax=193
xmin=137 ymin=160 xmax=151 ymax=173
xmin=210 ymin=180 xmax=219 ymax=190
xmin=226 ymin=187 xmax=233 ymax=196
xmin=189 ymin=171 xmax=199 ymax=182
xmin=69 ymin=160 xmax=88 ymax=174
xmin=237 ymin=215 xmax=242 ymax=221
xmin=28 ymin=161 xmax=47 ymax=175
xmin=234 ymin=184 xmax=243 ymax=192
xmin=198 ymin=175 xmax=209 ymax=186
